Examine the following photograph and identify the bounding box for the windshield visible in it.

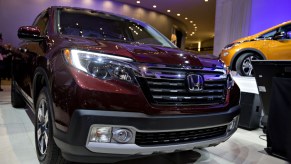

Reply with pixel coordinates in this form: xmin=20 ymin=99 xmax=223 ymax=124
xmin=258 ymin=29 xmax=278 ymax=39
xmin=58 ymin=8 xmax=175 ymax=48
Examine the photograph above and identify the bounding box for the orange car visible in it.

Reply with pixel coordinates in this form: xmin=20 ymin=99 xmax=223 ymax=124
xmin=220 ymin=21 xmax=291 ymax=76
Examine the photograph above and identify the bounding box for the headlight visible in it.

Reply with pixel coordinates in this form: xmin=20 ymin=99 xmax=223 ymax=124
xmin=219 ymin=61 xmax=233 ymax=89
xmin=223 ymin=42 xmax=240 ymax=50
xmin=63 ymin=49 xmax=138 ymax=84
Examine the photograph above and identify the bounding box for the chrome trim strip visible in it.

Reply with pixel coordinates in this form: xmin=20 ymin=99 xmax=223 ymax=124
xmin=136 ymin=63 xmax=226 ymax=78
xmin=152 ymin=96 xmax=223 ymax=98
xmin=150 ymin=89 xmax=186 ymax=93
xmin=144 ymin=76 xmax=226 ymax=82
xmin=152 ymin=95 xmax=223 ymax=100
xmin=151 ymin=89 xmax=224 ymax=93
xmin=144 ymin=76 xmax=185 ymax=81
xmin=148 ymin=81 xmax=184 ymax=86
xmin=14 ymin=82 xmax=33 ymax=104
xmin=14 ymin=82 xmax=34 ymax=110
xmin=141 ymin=65 xmax=226 ymax=74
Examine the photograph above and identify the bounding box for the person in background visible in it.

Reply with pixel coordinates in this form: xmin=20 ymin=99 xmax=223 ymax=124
xmin=0 ymin=33 xmax=4 ymax=91
xmin=2 ymin=44 xmax=13 ymax=80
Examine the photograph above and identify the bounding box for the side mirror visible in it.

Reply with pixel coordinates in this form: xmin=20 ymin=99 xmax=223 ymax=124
xmin=18 ymin=26 xmax=43 ymax=41
xmin=273 ymin=31 xmax=286 ymax=40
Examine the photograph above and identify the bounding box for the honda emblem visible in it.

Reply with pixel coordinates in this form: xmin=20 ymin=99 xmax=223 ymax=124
xmin=187 ymin=74 xmax=204 ymax=91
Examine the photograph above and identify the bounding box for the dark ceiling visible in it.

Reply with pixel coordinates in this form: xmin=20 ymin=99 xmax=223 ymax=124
xmin=113 ymin=0 xmax=216 ymax=45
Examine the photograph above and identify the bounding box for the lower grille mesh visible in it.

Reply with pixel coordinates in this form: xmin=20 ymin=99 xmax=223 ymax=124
xmin=135 ymin=125 xmax=227 ymax=146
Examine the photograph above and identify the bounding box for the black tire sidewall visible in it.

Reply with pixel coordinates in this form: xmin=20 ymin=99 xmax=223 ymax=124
xmin=35 ymin=87 xmax=57 ymax=164
xmin=235 ymin=53 xmax=259 ymax=76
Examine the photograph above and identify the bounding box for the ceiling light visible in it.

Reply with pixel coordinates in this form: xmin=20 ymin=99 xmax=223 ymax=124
xmin=192 ymin=32 xmax=195 ymax=34
xmin=190 ymin=21 xmax=193 ymax=23
xmin=167 ymin=9 xmax=171 ymax=12
xmin=153 ymin=5 xmax=157 ymax=8
xmin=185 ymin=17 xmax=188 ymax=20
xmin=177 ymin=13 xmax=181 ymax=16
xmin=190 ymin=34 xmax=193 ymax=36
xmin=195 ymin=26 xmax=197 ymax=28
xmin=205 ymin=0 xmax=208 ymax=2
xmin=193 ymin=24 xmax=196 ymax=26
xmin=136 ymin=1 xmax=140 ymax=3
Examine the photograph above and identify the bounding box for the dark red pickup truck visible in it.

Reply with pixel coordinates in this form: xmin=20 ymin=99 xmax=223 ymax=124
xmin=12 ymin=6 xmax=240 ymax=163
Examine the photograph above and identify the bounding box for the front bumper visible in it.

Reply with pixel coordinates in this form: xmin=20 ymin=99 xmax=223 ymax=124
xmin=53 ymin=105 xmax=240 ymax=163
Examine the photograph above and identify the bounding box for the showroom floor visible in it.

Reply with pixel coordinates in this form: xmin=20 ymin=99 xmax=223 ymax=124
xmin=0 ymin=79 xmax=288 ymax=164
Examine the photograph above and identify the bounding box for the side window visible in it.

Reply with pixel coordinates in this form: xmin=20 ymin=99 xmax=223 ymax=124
xmin=258 ymin=29 xmax=278 ymax=39
xmin=33 ymin=11 xmax=49 ymax=35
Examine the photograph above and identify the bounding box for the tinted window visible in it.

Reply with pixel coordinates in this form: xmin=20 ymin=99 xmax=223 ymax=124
xmin=280 ymin=24 xmax=291 ymax=33
xmin=280 ymin=24 xmax=291 ymax=39
xmin=33 ymin=11 xmax=49 ymax=35
xmin=258 ymin=29 xmax=278 ymax=39
xmin=58 ymin=8 xmax=175 ymax=48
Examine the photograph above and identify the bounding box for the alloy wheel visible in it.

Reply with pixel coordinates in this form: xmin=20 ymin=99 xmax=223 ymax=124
xmin=241 ymin=56 xmax=259 ymax=76
xmin=36 ymin=99 xmax=49 ymax=155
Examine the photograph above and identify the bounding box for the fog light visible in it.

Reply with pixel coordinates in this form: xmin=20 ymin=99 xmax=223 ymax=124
xmin=89 ymin=127 xmax=112 ymax=143
xmin=112 ymin=129 xmax=133 ymax=143
xmin=228 ymin=120 xmax=235 ymax=131
xmin=228 ymin=116 xmax=238 ymax=131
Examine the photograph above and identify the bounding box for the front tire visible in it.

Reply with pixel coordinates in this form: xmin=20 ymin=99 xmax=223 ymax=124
xmin=235 ymin=53 xmax=261 ymax=76
xmin=35 ymin=87 xmax=67 ymax=164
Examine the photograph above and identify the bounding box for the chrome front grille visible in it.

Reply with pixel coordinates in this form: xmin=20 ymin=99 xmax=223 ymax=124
xmin=138 ymin=67 xmax=228 ymax=105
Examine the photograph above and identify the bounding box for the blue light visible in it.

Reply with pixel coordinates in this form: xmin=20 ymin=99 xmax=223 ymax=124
xmin=250 ymin=0 xmax=291 ymax=35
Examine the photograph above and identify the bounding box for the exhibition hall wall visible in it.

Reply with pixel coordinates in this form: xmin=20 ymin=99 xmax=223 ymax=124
xmin=0 ymin=0 xmax=187 ymax=47
xmin=213 ymin=0 xmax=252 ymax=56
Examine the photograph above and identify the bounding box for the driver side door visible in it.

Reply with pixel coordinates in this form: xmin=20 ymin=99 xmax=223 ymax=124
xmin=267 ymin=24 xmax=291 ymax=60
xmin=14 ymin=10 xmax=49 ymax=105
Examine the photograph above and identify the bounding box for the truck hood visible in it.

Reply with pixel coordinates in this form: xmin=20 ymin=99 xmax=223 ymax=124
xmin=62 ymin=36 xmax=224 ymax=69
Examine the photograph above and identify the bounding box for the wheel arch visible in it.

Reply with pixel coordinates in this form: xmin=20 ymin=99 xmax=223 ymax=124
xmin=32 ymin=66 xmax=61 ymax=139
xmin=33 ymin=67 xmax=51 ymax=109
xmin=230 ymin=48 xmax=266 ymax=70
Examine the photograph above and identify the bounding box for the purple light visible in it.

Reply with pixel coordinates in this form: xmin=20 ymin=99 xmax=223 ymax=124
xmin=250 ymin=0 xmax=291 ymax=35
